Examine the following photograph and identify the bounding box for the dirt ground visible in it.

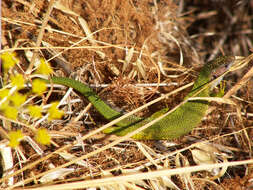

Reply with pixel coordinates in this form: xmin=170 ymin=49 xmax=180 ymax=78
xmin=1 ymin=0 xmax=253 ymax=189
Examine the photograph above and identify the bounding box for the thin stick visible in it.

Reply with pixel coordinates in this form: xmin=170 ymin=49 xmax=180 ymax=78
xmin=26 ymin=0 xmax=55 ymax=74
xmin=224 ymin=65 xmax=253 ymax=98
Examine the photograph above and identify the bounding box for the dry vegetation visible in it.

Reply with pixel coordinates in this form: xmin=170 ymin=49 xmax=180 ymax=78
xmin=1 ymin=0 xmax=253 ymax=189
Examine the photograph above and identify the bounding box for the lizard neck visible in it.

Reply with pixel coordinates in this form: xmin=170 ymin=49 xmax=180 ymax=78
xmin=186 ymin=64 xmax=212 ymax=98
xmin=186 ymin=55 xmax=235 ymax=98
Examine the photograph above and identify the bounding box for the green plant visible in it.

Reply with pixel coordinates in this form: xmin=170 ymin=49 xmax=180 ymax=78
xmin=0 ymin=52 xmax=63 ymax=148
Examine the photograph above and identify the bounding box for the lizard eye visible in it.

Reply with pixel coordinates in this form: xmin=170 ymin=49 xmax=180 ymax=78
xmin=211 ymin=74 xmax=218 ymax=80
xmin=224 ymin=63 xmax=230 ymax=68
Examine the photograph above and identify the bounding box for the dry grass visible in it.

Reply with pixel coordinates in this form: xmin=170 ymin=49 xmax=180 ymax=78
xmin=1 ymin=0 xmax=253 ymax=189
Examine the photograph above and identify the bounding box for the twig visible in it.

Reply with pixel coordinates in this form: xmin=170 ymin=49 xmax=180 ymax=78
xmin=26 ymin=0 xmax=55 ymax=74
xmin=224 ymin=64 xmax=253 ymax=98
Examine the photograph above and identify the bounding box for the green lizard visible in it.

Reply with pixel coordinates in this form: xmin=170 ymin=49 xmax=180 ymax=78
xmin=48 ymin=56 xmax=235 ymax=140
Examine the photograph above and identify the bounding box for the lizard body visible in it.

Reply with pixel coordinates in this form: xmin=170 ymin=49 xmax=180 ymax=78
xmin=49 ymin=56 xmax=235 ymax=140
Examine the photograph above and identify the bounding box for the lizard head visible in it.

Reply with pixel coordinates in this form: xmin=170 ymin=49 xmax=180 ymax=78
xmin=208 ymin=56 xmax=236 ymax=89
xmin=210 ymin=56 xmax=235 ymax=78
